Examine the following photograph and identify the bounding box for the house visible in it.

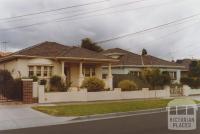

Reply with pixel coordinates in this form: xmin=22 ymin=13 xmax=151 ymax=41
xmin=176 ymin=59 xmax=195 ymax=78
xmin=101 ymin=48 xmax=185 ymax=84
xmin=0 ymin=51 xmax=12 ymax=57
xmin=0 ymin=42 xmax=117 ymax=90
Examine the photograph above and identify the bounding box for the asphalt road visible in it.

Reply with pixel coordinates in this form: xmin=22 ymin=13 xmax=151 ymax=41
xmin=1 ymin=110 xmax=200 ymax=134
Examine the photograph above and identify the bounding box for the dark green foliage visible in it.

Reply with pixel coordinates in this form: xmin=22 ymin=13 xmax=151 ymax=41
xmin=50 ymin=76 xmax=71 ymax=92
xmin=189 ymin=61 xmax=200 ymax=77
xmin=0 ymin=70 xmax=14 ymax=91
xmin=40 ymin=79 xmax=47 ymax=85
xmin=118 ymin=80 xmax=138 ymax=91
xmin=142 ymin=48 xmax=147 ymax=56
xmin=81 ymin=38 xmax=103 ymax=52
xmin=142 ymin=69 xmax=171 ymax=90
xmin=31 ymin=76 xmax=38 ymax=82
xmin=81 ymin=77 xmax=105 ymax=92
xmin=181 ymin=77 xmax=200 ymax=88
xmin=0 ymin=70 xmax=22 ymax=100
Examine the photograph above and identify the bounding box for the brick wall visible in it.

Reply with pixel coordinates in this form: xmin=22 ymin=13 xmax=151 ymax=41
xmin=22 ymin=79 xmax=34 ymax=104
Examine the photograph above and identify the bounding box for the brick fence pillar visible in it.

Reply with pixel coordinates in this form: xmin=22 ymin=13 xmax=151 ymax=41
xmin=22 ymin=79 xmax=33 ymax=104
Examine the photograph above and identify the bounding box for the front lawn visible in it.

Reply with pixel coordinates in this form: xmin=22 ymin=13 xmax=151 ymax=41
xmin=33 ymin=99 xmax=171 ymax=116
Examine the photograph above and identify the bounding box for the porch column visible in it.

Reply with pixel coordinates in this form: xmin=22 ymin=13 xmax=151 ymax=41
xmin=107 ymin=63 xmax=113 ymax=90
xmin=61 ymin=61 xmax=66 ymax=83
xmin=79 ymin=62 xmax=84 ymax=87
xmin=176 ymin=70 xmax=181 ymax=83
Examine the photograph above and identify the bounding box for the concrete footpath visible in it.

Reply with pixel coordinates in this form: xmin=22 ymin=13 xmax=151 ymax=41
xmin=0 ymin=104 xmax=76 ymax=130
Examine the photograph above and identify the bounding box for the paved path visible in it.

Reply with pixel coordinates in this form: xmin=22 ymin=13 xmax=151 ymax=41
xmin=0 ymin=105 xmax=76 ymax=130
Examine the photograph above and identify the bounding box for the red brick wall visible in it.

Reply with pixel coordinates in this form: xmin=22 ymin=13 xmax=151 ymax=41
xmin=22 ymin=80 xmax=34 ymax=104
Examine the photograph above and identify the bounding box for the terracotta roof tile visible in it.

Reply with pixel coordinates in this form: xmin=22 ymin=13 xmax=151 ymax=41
xmin=7 ymin=41 xmax=114 ymax=61
xmin=102 ymin=48 xmax=184 ymax=68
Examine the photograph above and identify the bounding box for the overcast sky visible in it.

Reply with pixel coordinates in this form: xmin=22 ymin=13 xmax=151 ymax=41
xmin=0 ymin=0 xmax=200 ymax=60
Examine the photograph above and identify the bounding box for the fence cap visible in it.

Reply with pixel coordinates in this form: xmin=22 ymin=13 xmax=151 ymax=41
xmin=21 ymin=79 xmax=33 ymax=81
xmin=167 ymin=98 xmax=197 ymax=108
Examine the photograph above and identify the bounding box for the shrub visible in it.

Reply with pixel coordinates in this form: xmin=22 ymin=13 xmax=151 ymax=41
xmin=81 ymin=77 xmax=105 ymax=92
xmin=40 ymin=79 xmax=47 ymax=85
xmin=181 ymin=77 xmax=200 ymax=88
xmin=31 ymin=76 xmax=38 ymax=82
xmin=142 ymin=68 xmax=171 ymax=89
xmin=0 ymin=70 xmax=14 ymax=91
xmin=118 ymin=80 xmax=137 ymax=91
xmin=50 ymin=76 xmax=71 ymax=92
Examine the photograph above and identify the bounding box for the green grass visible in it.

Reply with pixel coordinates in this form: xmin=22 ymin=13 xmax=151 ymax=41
xmin=33 ymin=99 xmax=172 ymax=116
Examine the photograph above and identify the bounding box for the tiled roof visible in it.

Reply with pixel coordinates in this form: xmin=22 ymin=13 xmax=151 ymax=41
xmin=0 ymin=52 xmax=12 ymax=57
xmin=176 ymin=59 xmax=195 ymax=70
xmin=1 ymin=42 xmax=116 ymax=62
xmin=102 ymin=48 xmax=184 ymax=68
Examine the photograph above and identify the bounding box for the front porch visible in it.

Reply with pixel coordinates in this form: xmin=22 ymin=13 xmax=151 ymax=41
xmin=59 ymin=61 xmax=113 ymax=90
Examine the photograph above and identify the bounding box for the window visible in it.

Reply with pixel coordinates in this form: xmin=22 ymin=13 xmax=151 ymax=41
xmin=84 ymin=67 xmax=90 ymax=77
xmin=36 ymin=66 xmax=41 ymax=77
xmin=28 ymin=66 xmax=34 ymax=77
xmin=169 ymin=72 xmax=177 ymax=80
xmin=129 ymin=71 xmax=141 ymax=77
xmin=49 ymin=66 xmax=53 ymax=77
xmin=28 ymin=65 xmax=53 ymax=78
xmin=44 ymin=66 xmax=48 ymax=77
xmin=83 ymin=66 xmax=96 ymax=77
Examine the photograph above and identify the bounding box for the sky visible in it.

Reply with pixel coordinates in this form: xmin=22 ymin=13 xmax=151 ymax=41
xmin=0 ymin=0 xmax=200 ymax=61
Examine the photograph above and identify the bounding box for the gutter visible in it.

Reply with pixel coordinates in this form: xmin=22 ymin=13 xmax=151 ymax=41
xmin=0 ymin=55 xmax=119 ymax=63
xmin=102 ymin=64 xmax=185 ymax=69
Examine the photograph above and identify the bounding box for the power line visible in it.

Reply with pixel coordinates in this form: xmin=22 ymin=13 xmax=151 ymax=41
xmin=95 ymin=13 xmax=200 ymax=44
xmin=0 ymin=0 xmax=110 ymax=21
xmin=0 ymin=41 xmax=8 ymax=52
xmin=138 ymin=18 xmax=200 ymax=47
xmin=0 ymin=0 xmax=190 ymax=31
xmin=0 ymin=0 xmax=152 ymax=23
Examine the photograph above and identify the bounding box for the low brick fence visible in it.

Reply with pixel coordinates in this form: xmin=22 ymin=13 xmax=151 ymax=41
xmin=183 ymin=85 xmax=200 ymax=96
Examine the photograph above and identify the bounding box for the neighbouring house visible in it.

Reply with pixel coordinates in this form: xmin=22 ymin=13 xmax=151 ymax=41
xmin=176 ymin=59 xmax=196 ymax=78
xmin=0 ymin=42 xmax=117 ymax=90
xmin=0 ymin=51 xmax=12 ymax=57
xmin=101 ymin=48 xmax=185 ymax=85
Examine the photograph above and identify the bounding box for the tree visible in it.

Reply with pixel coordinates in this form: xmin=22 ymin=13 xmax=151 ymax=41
xmin=189 ymin=61 xmax=200 ymax=77
xmin=142 ymin=48 xmax=147 ymax=56
xmin=81 ymin=38 xmax=103 ymax=52
xmin=142 ymin=68 xmax=171 ymax=89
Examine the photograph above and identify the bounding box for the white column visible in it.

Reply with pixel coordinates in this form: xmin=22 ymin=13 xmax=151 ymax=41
xmin=107 ymin=63 xmax=113 ymax=90
xmin=61 ymin=61 xmax=66 ymax=83
xmin=79 ymin=62 xmax=84 ymax=87
xmin=176 ymin=70 xmax=181 ymax=83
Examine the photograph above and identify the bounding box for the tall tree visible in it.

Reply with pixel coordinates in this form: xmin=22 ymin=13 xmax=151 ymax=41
xmin=189 ymin=61 xmax=200 ymax=77
xmin=142 ymin=48 xmax=147 ymax=56
xmin=81 ymin=38 xmax=103 ymax=52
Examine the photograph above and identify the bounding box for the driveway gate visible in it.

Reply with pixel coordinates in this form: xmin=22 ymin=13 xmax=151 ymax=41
xmin=0 ymin=81 xmax=23 ymax=103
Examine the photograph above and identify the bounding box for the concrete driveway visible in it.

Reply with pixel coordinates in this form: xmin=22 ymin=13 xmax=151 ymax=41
xmin=0 ymin=104 xmax=76 ymax=130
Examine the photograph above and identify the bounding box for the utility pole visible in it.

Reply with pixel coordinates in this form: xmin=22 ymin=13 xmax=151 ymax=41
xmin=0 ymin=41 xmax=8 ymax=52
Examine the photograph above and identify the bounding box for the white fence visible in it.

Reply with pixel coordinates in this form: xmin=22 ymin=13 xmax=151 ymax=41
xmin=183 ymin=85 xmax=200 ymax=96
xmin=38 ymin=86 xmax=170 ymax=104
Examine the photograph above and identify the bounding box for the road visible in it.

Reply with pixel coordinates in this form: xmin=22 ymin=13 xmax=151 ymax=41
xmin=1 ymin=110 xmax=200 ymax=134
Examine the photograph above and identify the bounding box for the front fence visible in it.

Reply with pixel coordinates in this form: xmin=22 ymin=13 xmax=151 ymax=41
xmin=38 ymin=86 xmax=170 ymax=103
